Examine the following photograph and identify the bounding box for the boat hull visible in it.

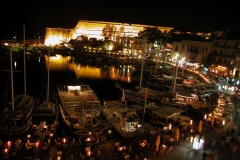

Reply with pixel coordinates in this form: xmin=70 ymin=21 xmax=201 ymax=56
xmin=31 ymin=102 xmax=59 ymax=137
xmin=0 ymin=94 xmax=35 ymax=136
xmin=57 ymin=79 xmax=102 ymax=130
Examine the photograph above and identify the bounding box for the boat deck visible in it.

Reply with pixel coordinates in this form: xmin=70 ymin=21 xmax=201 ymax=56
xmin=58 ymin=85 xmax=99 ymax=102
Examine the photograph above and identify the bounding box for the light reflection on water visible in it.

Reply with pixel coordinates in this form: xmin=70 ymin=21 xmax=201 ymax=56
xmin=45 ymin=54 xmax=136 ymax=83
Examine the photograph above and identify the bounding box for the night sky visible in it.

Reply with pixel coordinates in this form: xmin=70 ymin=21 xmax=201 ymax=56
xmin=1 ymin=0 xmax=240 ymax=40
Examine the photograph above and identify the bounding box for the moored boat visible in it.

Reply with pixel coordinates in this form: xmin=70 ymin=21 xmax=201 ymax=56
xmin=31 ymin=101 xmax=58 ymax=137
xmin=0 ymin=43 xmax=35 ymax=136
xmin=31 ymin=49 xmax=59 ymax=137
xmin=57 ymin=78 xmax=102 ymax=130
xmin=102 ymin=101 xmax=143 ymax=138
xmin=0 ymin=94 xmax=35 ymax=136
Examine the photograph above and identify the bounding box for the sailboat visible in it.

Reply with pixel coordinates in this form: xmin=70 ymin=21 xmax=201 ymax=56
xmin=31 ymin=48 xmax=58 ymax=137
xmin=0 ymin=27 xmax=35 ymax=136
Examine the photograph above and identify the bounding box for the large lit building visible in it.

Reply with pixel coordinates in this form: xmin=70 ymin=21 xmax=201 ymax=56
xmin=44 ymin=20 xmax=173 ymax=46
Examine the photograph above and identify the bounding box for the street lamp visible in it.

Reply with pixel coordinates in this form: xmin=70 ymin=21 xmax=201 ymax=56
xmin=38 ymin=36 xmax=41 ymax=44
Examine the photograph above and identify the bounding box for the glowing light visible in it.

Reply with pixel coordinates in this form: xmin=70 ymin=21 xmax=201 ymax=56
xmin=204 ymin=114 xmax=207 ymax=119
xmin=190 ymin=120 xmax=193 ymax=125
xmin=169 ymin=124 xmax=172 ymax=130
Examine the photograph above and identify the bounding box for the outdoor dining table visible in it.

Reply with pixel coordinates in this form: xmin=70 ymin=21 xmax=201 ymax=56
xmin=163 ymin=135 xmax=177 ymax=146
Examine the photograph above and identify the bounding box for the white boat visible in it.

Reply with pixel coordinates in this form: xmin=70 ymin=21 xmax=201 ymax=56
xmin=31 ymin=48 xmax=58 ymax=137
xmin=102 ymin=101 xmax=143 ymax=138
xmin=57 ymin=78 xmax=101 ymax=130
xmin=0 ymin=38 xmax=35 ymax=136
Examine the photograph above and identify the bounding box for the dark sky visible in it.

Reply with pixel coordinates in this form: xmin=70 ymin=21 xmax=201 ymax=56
xmin=1 ymin=0 xmax=240 ymax=40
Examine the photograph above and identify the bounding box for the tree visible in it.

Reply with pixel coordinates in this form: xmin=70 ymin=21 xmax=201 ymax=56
xmin=115 ymin=26 xmax=125 ymax=42
xmin=68 ymin=39 xmax=76 ymax=47
xmin=138 ymin=27 xmax=162 ymax=44
xmin=102 ymin=24 xmax=117 ymax=40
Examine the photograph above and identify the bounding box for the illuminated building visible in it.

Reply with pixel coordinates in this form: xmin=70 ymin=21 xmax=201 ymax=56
xmin=209 ymin=64 xmax=233 ymax=77
xmin=44 ymin=20 xmax=173 ymax=46
xmin=119 ymin=37 xmax=147 ymax=57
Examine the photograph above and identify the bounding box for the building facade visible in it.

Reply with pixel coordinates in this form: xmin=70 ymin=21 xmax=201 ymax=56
xmin=44 ymin=20 xmax=173 ymax=46
xmin=118 ymin=37 xmax=147 ymax=57
xmin=172 ymin=40 xmax=213 ymax=63
xmin=212 ymin=39 xmax=240 ymax=65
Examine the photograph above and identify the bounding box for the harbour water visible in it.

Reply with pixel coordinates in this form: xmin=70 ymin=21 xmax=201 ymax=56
xmin=0 ymin=54 xmax=205 ymax=129
xmin=0 ymin=54 xmax=140 ymax=138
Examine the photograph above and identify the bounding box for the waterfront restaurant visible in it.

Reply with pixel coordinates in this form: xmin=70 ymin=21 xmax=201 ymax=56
xmin=209 ymin=65 xmax=233 ymax=77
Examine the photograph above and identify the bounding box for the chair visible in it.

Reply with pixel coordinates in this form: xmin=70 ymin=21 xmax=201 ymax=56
xmin=112 ymin=148 xmax=118 ymax=156
xmin=33 ymin=154 xmax=40 ymax=160
xmin=124 ymin=154 xmax=130 ymax=160
xmin=69 ymin=138 xmax=75 ymax=146
xmin=135 ymin=155 xmax=140 ymax=160
xmin=85 ymin=147 xmax=90 ymax=153
xmin=62 ymin=143 xmax=69 ymax=148
xmin=122 ymin=153 xmax=127 ymax=158
xmin=95 ymin=150 xmax=100 ymax=157
xmin=94 ymin=137 xmax=99 ymax=144
xmin=26 ymin=141 xmax=33 ymax=150
xmin=80 ymin=152 xmax=87 ymax=159
xmin=166 ymin=146 xmax=174 ymax=154
xmin=47 ymin=139 xmax=51 ymax=145
xmin=159 ymin=148 xmax=166 ymax=156
xmin=42 ymin=143 xmax=48 ymax=151
xmin=57 ymin=151 xmax=62 ymax=156
xmin=27 ymin=140 xmax=35 ymax=146
xmin=128 ymin=146 xmax=132 ymax=152
xmin=66 ymin=154 xmax=74 ymax=160
xmin=114 ymin=142 xmax=120 ymax=147
xmin=55 ymin=139 xmax=62 ymax=148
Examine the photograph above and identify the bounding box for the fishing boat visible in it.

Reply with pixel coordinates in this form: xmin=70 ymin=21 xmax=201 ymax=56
xmin=57 ymin=78 xmax=102 ymax=130
xmin=102 ymin=101 xmax=143 ymax=138
xmin=31 ymin=48 xmax=58 ymax=137
xmin=0 ymin=40 xmax=35 ymax=136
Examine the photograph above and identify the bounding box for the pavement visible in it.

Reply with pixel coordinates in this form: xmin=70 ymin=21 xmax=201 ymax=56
xmin=146 ymin=93 xmax=240 ymax=160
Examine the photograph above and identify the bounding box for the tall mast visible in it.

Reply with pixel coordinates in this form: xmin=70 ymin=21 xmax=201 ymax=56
xmin=10 ymin=45 xmax=14 ymax=111
xmin=47 ymin=48 xmax=50 ymax=102
xmin=139 ymin=38 xmax=146 ymax=89
xmin=23 ymin=25 xmax=26 ymax=94
xmin=173 ymin=56 xmax=179 ymax=92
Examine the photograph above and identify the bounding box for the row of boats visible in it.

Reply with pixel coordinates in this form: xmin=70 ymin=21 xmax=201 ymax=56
xmin=0 ymin=73 xmax=192 ymax=139
xmin=0 ymin=47 xmax=214 ymax=140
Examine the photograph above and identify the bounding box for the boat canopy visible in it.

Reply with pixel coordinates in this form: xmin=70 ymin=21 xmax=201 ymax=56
xmin=146 ymin=105 xmax=181 ymax=119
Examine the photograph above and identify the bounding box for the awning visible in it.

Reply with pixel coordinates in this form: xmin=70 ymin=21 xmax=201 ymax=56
xmin=151 ymin=106 xmax=181 ymax=119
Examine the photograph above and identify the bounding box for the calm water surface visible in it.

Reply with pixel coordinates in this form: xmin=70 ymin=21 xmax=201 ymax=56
xmin=0 ymin=54 xmax=138 ymax=103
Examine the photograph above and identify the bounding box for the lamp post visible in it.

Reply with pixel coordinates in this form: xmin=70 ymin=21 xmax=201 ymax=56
xmin=38 ymin=36 xmax=41 ymax=44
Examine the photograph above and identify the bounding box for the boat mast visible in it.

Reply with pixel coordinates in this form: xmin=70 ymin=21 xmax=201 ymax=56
xmin=10 ymin=45 xmax=14 ymax=111
xmin=173 ymin=56 xmax=179 ymax=92
xmin=23 ymin=25 xmax=27 ymax=94
xmin=154 ymin=39 xmax=162 ymax=75
xmin=139 ymin=38 xmax=146 ymax=89
xmin=47 ymin=48 xmax=50 ymax=102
